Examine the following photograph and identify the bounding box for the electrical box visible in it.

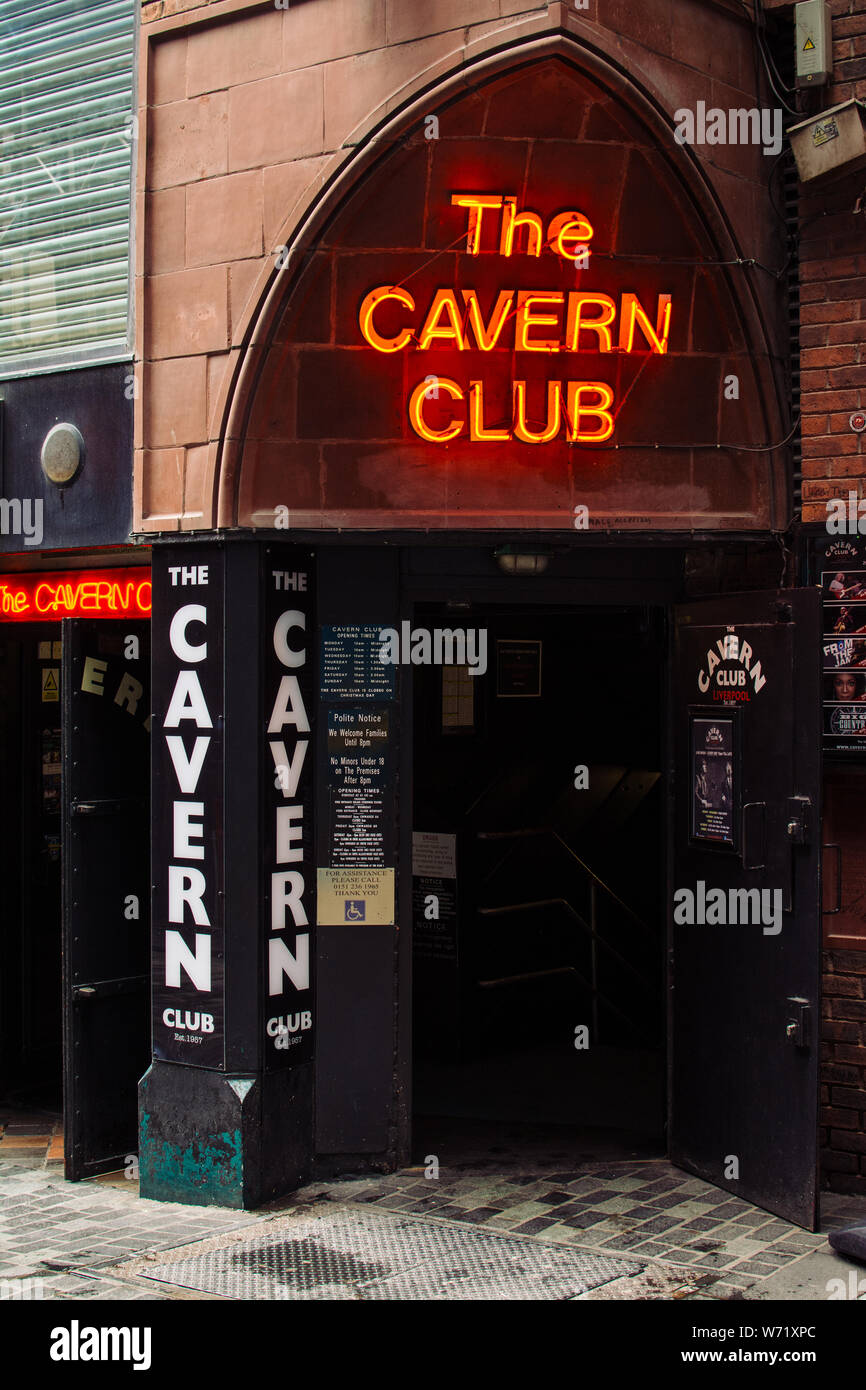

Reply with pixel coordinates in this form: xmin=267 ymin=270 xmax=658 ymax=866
xmin=795 ymin=1 xmax=832 ymax=88
xmin=788 ymin=100 xmax=866 ymax=182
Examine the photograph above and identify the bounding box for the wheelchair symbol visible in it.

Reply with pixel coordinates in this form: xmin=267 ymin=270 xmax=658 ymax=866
xmin=344 ymin=899 xmax=365 ymax=922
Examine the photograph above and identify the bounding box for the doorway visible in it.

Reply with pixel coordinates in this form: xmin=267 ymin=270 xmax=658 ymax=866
xmin=0 ymin=623 xmax=64 ymax=1110
xmin=0 ymin=617 xmax=151 ymax=1180
xmin=411 ymin=602 xmax=667 ymax=1158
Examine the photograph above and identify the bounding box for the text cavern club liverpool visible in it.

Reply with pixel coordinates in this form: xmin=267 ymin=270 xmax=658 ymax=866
xmin=358 ymin=193 xmax=674 ymax=445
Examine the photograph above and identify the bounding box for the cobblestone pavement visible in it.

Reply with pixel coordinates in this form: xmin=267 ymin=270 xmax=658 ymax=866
xmin=2 ymin=1110 xmax=864 ymax=1301
xmin=0 ymin=1112 xmax=268 ymax=1301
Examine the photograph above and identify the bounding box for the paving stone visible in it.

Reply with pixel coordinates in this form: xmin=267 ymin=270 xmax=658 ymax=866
xmin=598 ymin=1232 xmax=647 ymax=1250
xmin=447 ymin=1207 xmax=503 ymax=1224
xmin=679 ymin=1217 xmax=723 ymax=1233
xmin=731 ymin=1260 xmax=779 ymax=1276
xmin=635 ymin=1216 xmax=682 ymax=1234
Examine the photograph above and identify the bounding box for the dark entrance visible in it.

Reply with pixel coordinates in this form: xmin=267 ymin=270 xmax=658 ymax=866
xmin=0 ymin=623 xmax=65 ymax=1109
xmin=412 ymin=602 xmax=667 ymax=1150
xmin=0 ymin=616 xmax=151 ymax=1179
xmin=62 ymin=619 xmax=151 ymax=1180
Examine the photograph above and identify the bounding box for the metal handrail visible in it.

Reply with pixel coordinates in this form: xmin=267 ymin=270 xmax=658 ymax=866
xmin=476 ymin=897 xmax=653 ymax=989
xmin=476 ymin=965 xmax=640 ymax=1036
xmin=476 ymin=825 xmax=651 ymax=935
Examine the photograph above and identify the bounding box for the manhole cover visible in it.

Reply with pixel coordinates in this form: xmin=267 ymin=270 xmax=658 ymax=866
xmin=139 ymin=1206 xmax=642 ymax=1300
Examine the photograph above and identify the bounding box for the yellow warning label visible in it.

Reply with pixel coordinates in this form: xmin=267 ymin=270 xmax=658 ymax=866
xmin=41 ymin=667 xmax=59 ymax=702
xmin=804 ymin=35 xmax=815 ymax=50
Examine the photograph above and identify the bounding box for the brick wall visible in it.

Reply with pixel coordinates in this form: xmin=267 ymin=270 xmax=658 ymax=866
xmin=136 ymin=0 xmax=781 ymax=531
xmin=797 ymin=0 xmax=866 ymax=522
xmin=821 ymin=948 xmax=866 ymax=1192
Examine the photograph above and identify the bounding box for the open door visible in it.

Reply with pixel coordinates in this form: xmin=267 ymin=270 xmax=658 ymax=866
xmin=62 ymin=619 xmax=150 ymax=1180
xmin=671 ymin=589 xmax=821 ymax=1229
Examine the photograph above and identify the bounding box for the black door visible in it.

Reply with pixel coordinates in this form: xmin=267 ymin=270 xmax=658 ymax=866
xmin=62 ymin=619 xmax=151 ymax=1180
xmin=671 ymin=589 xmax=821 ymax=1229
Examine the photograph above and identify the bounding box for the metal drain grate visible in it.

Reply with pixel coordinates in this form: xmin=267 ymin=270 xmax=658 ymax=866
xmin=139 ymin=1206 xmax=643 ymax=1300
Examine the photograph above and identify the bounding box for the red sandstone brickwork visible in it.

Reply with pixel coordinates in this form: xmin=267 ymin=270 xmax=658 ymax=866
xmin=136 ymin=0 xmax=783 ymax=530
xmin=821 ymin=948 xmax=866 ymax=1193
xmin=797 ymin=0 xmax=866 ymax=521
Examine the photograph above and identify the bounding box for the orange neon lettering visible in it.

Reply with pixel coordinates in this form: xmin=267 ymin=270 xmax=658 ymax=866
xmin=408 ymin=377 xmax=464 ymax=442
xmin=515 ymin=292 xmax=564 ymax=353
xmin=565 ymin=294 xmax=617 ymax=353
xmin=358 ymin=286 xmax=416 ymax=352
xmin=564 ymin=382 xmax=616 ymax=443
xmin=451 ymin=194 xmax=504 ymax=255
xmin=469 ymin=381 xmax=510 ymax=442
xmin=137 ymin=580 xmax=153 ymax=613
xmin=548 ymin=211 xmax=595 ymax=259
xmin=35 ymin=582 xmax=52 ymax=613
xmin=513 ymin=381 xmax=562 ymax=444
xmin=461 ymin=290 xmax=514 ymax=351
xmin=417 ymin=290 xmax=468 ymax=351
xmin=500 ymin=199 xmax=543 ymax=258
xmin=618 ymin=293 xmax=672 ymax=354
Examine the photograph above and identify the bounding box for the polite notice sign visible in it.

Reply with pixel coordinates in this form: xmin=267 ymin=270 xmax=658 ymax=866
xmin=327 ymin=708 xmax=392 ymax=867
xmin=317 ymin=868 xmax=395 ymax=925
xmin=320 ymin=626 xmax=395 ymax=701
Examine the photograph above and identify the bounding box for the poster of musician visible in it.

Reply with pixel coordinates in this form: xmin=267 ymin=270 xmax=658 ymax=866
xmin=691 ymin=717 xmax=736 ymax=845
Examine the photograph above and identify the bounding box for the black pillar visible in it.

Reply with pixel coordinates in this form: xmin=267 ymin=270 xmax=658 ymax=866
xmin=139 ymin=540 xmax=316 ymax=1207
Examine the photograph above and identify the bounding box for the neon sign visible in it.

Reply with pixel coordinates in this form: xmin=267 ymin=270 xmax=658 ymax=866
xmin=358 ymin=193 xmax=674 ymax=446
xmin=0 ymin=568 xmax=152 ymax=622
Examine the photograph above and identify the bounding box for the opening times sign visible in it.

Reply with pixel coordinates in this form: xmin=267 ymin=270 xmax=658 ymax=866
xmin=327 ymin=708 xmax=391 ymax=867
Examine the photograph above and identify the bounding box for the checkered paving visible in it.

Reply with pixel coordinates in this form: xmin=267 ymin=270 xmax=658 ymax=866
xmin=312 ymin=1159 xmax=858 ymax=1298
xmin=2 ymin=1111 xmax=865 ymax=1301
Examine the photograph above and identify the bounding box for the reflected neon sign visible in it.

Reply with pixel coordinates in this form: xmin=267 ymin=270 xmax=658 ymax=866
xmin=0 ymin=568 xmax=152 ymax=622
xmin=358 ymin=193 xmax=674 ymax=445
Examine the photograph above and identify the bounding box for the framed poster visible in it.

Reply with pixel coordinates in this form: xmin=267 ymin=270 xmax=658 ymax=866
xmin=689 ymin=712 xmax=740 ymax=849
xmin=496 ymin=639 xmax=542 ymax=697
xmin=820 ymin=557 xmax=866 ymax=753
